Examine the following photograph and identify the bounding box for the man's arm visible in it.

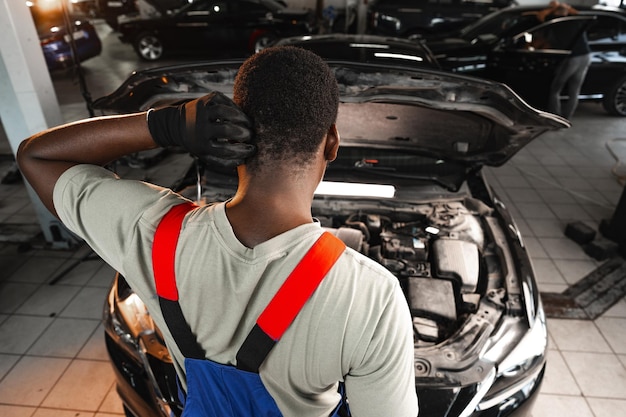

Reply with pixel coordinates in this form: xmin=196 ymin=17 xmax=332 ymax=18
xmin=17 ymin=92 xmax=255 ymax=218
xmin=17 ymin=113 xmax=155 ymax=217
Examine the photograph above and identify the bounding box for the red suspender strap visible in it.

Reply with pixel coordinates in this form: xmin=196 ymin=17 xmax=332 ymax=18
xmin=257 ymin=232 xmax=346 ymax=340
xmin=236 ymin=232 xmax=346 ymax=372
xmin=152 ymin=202 xmax=205 ymax=359
xmin=152 ymin=202 xmax=197 ymax=301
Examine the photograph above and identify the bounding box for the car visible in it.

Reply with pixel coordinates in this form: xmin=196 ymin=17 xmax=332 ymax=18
xmin=95 ymin=0 xmax=136 ymax=29
xmin=92 ymin=57 xmax=569 ymax=417
xmin=367 ymin=0 xmax=516 ymax=38
xmin=29 ymin=0 xmax=103 ymax=71
xmin=116 ymin=0 xmax=316 ymax=61
xmin=422 ymin=5 xmax=626 ymax=115
xmin=274 ymin=33 xmax=441 ymax=69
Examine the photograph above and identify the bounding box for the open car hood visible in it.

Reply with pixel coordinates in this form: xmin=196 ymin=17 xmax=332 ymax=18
xmin=92 ymin=60 xmax=569 ymax=167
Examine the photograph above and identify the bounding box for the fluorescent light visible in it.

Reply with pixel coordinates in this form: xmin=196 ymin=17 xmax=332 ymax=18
xmin=374 ymin=52 xmax=424 ymax=62
xmin=315 ymin=181 xmax=395 ymax=198
xmin=349 ymin=43 xmax=390 ymax=49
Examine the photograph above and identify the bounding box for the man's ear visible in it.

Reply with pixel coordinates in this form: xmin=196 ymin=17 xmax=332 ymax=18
xmin=324 ymin=124 xmax=340 ymax=162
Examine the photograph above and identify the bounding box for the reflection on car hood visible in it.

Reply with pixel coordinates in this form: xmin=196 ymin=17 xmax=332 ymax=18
xmin=92 ymin=59 xmax=569 ymax=166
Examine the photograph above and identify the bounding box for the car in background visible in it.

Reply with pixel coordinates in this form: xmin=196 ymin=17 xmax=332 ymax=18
xmin=275 ymin=33 xmax=441 ymax=69
xmin=96 ymin=0 xmax=136 ymax=29
xmin=29 ymin=0 xmax=103 ymax=71
xmin=422 ymin=5 xmax=626 ymax=116
xmin=367 ymin=0 xmax=516 ymax=38
xmin=116 ymin=0 xmax=315 ymax=61
xmin=93 ymin=58 xmax=569 ymax=417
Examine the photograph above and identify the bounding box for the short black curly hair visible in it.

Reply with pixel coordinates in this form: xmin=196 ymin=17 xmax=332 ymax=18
xmin=233 ymin=46 xmax=339 ymax=172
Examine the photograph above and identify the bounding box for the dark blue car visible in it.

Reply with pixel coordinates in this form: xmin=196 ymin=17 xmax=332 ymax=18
xmin=30 ymin=2 xmax=103 ymax=71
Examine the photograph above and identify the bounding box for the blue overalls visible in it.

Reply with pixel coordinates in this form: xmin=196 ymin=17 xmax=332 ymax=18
xmin=152 ymin=203 xmax=351 ymax=417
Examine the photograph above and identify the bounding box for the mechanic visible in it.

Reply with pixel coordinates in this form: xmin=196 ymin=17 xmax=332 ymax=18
xmin=17 ymin=46 xmax=418 ymax=417
xmin=537 ymin=1 xmax=592 ymax=119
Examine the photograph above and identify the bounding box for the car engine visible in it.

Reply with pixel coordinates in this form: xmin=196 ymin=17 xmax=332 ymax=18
xmin=313 ymin=196 xmax=505 ymax=348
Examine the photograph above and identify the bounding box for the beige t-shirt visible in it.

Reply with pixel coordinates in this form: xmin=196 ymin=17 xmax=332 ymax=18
xmin=54 ymin=164 xmax=418 ymax=417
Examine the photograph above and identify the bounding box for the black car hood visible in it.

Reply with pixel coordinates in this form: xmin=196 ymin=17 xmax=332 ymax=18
xmin=92 ymin=60 xmax=568 ymax=167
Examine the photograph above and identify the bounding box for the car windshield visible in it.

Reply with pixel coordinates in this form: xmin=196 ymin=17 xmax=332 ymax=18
xmin=459 ymin=9 xmax=541 ymax=41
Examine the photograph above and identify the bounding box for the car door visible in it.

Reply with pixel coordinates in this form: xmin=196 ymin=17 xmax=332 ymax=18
xmin=581 ymin=13 xmax=626 ymax=97
xmin=485 ymin=16 xmax=596 ymax=110
xmin=227 ymin=0 xmax=275 ymax=48
xmin=160 ymin=0 xmax=233 ymax=52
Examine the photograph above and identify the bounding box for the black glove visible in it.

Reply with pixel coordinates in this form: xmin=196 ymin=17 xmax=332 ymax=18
xmin=147 ymin=92 xmax=256 ymax=168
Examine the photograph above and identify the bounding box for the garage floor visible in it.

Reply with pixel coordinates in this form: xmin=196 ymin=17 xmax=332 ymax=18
xmin=1 ymin=19 xmax=626 ymax=417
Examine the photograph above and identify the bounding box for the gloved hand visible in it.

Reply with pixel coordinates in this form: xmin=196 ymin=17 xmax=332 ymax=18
xmin=147 ymin=92 xmax=255 ymax=168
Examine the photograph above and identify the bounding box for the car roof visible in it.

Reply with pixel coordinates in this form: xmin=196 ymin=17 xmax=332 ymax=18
xmin=275 ymin=34 xmax=441 ymax=69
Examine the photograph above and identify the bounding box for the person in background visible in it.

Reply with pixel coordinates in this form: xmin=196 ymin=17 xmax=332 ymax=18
xmin=537 ymin=1 xmax=592 ymax=118
xmin=17 ymin=46 xmax=418 ymax=417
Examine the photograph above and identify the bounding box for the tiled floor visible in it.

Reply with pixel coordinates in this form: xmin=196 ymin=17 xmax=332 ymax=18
xmin=1 ymin=19 xmax=626 ymax=417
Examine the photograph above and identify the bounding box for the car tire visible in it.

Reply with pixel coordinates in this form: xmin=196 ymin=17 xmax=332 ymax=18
xmin=134 ymin=32 xmax=164 ymax=61
xmin=603 ymin=76 xmax=626 ymax=116
xmin=251 ymin=32 xmax=277 ymax=53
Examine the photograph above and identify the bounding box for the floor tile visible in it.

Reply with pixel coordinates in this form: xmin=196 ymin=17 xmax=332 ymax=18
xmin=78 ymin=324 xmax=109 ymax=361
xmin=0 ymin=356 xmax=70 ymax=407
xmin=0 ymin=405 xmax=36 ymax=417
xmin=594 ymin=317 xmax=626 ymax=355
xmin=536 ymin=238 xmax=590 ymax=261
xmin=41 ymin=359 xmax=116 ymax=411
xmin=532 ymin=259 xmax=567 ymax=286
xmin=494 ymin=175 xmax=532 ymax=188
xmin=539 ymin=283 xmax=569 ymax=294
xmin=537 ymin=189 xmax=576 ymax=204
xmin=522 ymin=237 xmax=549 ymax=259
xmin=548 ymin=319 xmax=612 ymax=353
xmin=562 ymin=351 xmax=626 ymax=398
xmin=0 ymin=315 xmax=54 ymax=354
xmin=0 ymin=282 xmax=39 ymax=314
xmin=531 ymin=394 xmax=594 ymax=417
xmin=527 ymin=218 xmax=567 ymax=238
xmin=15 ymin=285 xmax=81 ymax=317
xmin=86 ymin=262 xmax=117 ymax=289
xmin=8 ymin=257 xmax=67 ymax=284
xmin=27 ymin=318 xmax=100 ymax=358
xmin=539 ymin=350 xmax=581 ymax=396
xmin=0 ymin=254 xmax=29 ymax=282
xmin=557 ymin=177 xmax=595 ymax=192
xmin=0 ymin=353 xmax=19 ymax=380
xmin=98 ymin=385 xmax=125 ymax=415
xmin=552 ymin=259 xmax=599 ymax=285
xmin=586 ymin=397 xmax=626 ymax=417
xmin=32 ymin=410 xmax=95 ymax=417
xmin=550 ymin=204 xmax=593 ymax=222
xmin=51 ymin=256 xmax=108 ymax=286
xmin=506 ymin=188 xmax=543 ymax=204
xmin=515 ymin=202 xmax=557 ymax=220
xmin=59 ymin=286 xmax=111 ymax=320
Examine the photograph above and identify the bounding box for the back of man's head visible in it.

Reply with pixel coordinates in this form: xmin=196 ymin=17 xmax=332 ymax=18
xmin=233 ymin=46 xmax=339 ymax=172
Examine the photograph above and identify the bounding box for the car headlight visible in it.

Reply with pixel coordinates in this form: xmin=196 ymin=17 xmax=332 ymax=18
xmin=477 ymin=303 xmax=547 ymax=411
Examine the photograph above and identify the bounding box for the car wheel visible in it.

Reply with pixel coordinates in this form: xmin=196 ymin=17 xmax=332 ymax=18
xmin=251 ymin=32 xmax=277 ymax=53
xmin=134 ymin=32 xmax=164 ymax=61
xmin=603 ymin=76 xmax=626 ymax=116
